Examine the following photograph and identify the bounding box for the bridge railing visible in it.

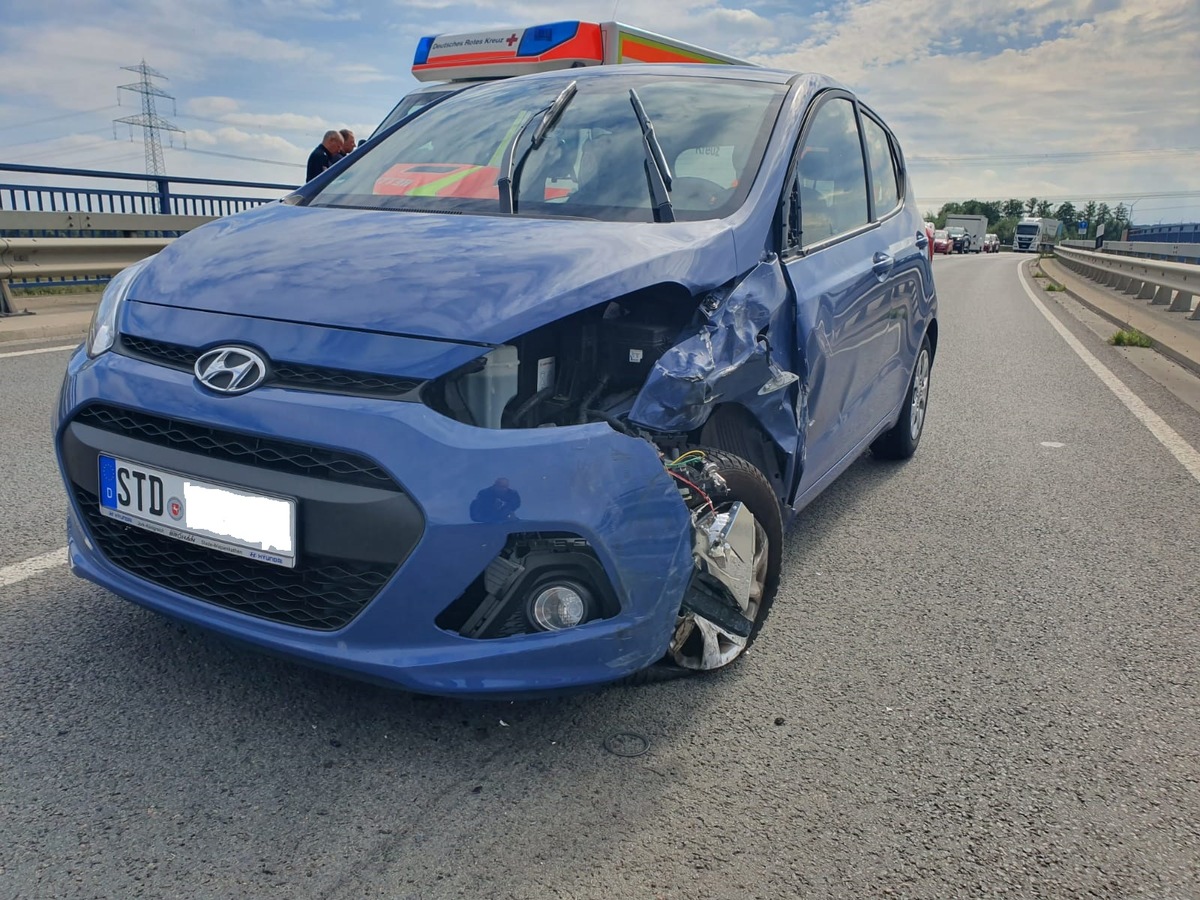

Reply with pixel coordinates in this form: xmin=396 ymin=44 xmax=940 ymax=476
xmin=0 ymin=163 xmax=299 ymax=309
xmin=0 ymin=163 xmax=297 ymax=220
xmin=1053 ymin=245 xmax=1199 ymax=319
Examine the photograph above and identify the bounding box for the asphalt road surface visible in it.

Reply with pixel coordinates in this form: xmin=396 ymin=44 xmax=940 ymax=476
xmin=2 ymin=255 xmax=1198 ymax=899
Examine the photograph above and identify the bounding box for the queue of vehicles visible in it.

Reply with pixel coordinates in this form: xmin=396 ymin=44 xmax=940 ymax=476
xmin=56 ymin=20 xmax=944 ymax=696
xmin=931 ymin=216 xmax=1003 ymax=256
xmin=944 ymin=214 xmax=988 ymax=253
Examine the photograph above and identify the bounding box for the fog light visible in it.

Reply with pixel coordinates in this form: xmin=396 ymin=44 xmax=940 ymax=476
xmin=530 ymin=582 xmax=588 ymax=631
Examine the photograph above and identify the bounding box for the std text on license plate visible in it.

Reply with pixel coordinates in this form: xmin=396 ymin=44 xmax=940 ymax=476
xmin=97 ymin=456 xmax=296 ymax=568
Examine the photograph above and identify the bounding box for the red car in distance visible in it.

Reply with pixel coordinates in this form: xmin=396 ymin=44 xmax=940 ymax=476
xmin=932 ymin=229 xmax=953 ymax=255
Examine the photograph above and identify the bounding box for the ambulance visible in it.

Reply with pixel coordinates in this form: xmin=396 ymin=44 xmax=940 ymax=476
xmin=368 ymin=20 xmax=753 ymax=139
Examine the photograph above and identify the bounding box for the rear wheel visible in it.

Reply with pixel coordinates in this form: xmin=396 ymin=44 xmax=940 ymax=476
xmin=872 ymin=335 xmax=932 ymax=460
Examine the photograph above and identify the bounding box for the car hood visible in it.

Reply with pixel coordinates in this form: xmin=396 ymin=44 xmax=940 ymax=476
xmin=131 ymin=203 xmax=739 ymax=345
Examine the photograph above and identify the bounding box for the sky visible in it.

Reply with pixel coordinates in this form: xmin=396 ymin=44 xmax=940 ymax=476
xmin=0 ymin=0 xmax=1197 ymax=222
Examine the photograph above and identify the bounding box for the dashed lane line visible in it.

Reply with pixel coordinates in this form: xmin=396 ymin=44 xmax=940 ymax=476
xmin=0 ymin=547 xmax=68 ymax=589
xmin=1017 ymin=258 xmax=1200 ymax=484
xmin=0 ymin=344 xmax=77 ymax=360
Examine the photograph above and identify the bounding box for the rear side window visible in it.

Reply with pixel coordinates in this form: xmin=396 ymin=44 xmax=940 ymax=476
xmin=861 ymin=114 xmax=899 ymax=217
xmin=795 ymin=97 xmax=868 ymax=247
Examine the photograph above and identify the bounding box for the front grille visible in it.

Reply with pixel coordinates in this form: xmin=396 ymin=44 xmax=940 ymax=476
xmin=75 ymin=404 xmax=392 ymax=490
xmin=122 ymin=335 xmax=198 ymax=368
xmin=75 ymin=486 xmax=393 ymax=630
xmin=270 ymin=361 xmax=422 ymax=397
xmin=119 ymin=335 xmax=423 ymax=399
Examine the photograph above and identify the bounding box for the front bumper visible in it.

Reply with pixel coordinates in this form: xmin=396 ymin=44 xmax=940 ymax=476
xmin=55 ymin=347 xmax=694 ymax=696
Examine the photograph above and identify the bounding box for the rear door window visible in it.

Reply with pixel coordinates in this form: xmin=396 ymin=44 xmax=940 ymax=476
xmin=861 ymin=114 xmax=899 ymax=218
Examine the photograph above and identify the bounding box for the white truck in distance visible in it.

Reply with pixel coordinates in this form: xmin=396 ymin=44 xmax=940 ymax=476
xmin=1014 ymin=217 xmax=1062 ymax=253
xmin=944 ymin=214 xmax=988 ymax=254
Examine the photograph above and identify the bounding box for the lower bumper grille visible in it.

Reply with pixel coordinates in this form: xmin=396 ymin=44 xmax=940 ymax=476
xmin=74 ymin=403 xmax=392 ymax=490
xmin=75 ymin=486 xmax=393 ymax=630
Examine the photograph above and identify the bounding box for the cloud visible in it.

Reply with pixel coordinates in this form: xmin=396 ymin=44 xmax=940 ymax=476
xmin=185 ymin=100 xmax=331 ymax=133
xmin=1 ymin=0 xmax=1196 ymax=218
xmin=753 ymin=0 xmax=1199 ymax=211
xmin=186 ymin=126 xmax=307 ymax=162
xmin=333 ymin=63 xmax=392 ymax=85
xmin=257 ymin=0 xmax=363 ymax=21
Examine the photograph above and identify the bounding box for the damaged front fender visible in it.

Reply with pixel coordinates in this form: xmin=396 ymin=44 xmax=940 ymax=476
xmin=629 ymin=258 xmax=804 ymax=478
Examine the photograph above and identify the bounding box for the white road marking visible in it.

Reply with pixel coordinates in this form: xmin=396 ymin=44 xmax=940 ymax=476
xmin=0 ymin=547 xmax=68 ymax=589
xmin=1017 ymin=259 xmax=1200 ymax=484
xmin=0 ymin=344 xmax=77 ymax=360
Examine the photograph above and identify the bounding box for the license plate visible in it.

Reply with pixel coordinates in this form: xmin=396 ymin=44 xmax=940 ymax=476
xmin=97 ymin=455 xmax=297 ymax=568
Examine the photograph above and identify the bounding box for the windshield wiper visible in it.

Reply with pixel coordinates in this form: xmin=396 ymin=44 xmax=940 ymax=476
xmin=497 ymin=80 xmax=578 ymax=214
xmin=628 ymin=88 xmax=675 ymax=224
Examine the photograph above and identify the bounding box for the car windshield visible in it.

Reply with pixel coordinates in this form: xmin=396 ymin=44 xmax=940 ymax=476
xmin=947 ymin=227 xmax=965 ymax=236
xmin=934 ymin=230 xmax=948 ymax=238
xmin=309 ymin=72 xmax=789 ymax=223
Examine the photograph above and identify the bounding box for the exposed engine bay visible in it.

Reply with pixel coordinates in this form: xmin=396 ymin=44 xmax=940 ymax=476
xmin=424 ymin=284 xmax=698 ymax=433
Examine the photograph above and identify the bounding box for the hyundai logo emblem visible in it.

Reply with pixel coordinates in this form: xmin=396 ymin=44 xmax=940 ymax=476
xmin=194 ymin=346 xmax=268 ymax=395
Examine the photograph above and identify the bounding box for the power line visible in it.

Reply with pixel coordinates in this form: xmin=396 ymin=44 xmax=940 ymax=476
xmin=0 ymin=126 xmax=116 ymax=155
xmin=0 ymin=105 xmax=120 ymax=133
xmin=177 ymin=112 xmax=321 ymax=134
xmin=167 ymin=145 xmax=305 ymax=168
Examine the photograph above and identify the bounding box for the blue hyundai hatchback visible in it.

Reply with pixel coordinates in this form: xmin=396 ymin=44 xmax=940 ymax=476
xmin=55 ymin=65 xmax=937 ymax=696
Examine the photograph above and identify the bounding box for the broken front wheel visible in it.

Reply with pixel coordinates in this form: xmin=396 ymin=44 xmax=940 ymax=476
xmin=665 ymin=448 xmax=783 ymax=673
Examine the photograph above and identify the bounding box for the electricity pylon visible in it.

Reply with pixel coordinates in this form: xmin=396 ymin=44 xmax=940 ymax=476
xmin=114 ymin=61 xmax=185 ymax=205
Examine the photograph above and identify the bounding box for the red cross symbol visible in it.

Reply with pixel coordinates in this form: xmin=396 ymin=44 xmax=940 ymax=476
xmin=506 ymin=32 xmax=519 ymax=46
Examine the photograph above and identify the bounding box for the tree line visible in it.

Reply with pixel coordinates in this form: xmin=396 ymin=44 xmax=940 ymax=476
xmin=925 ymin=198 xmax=1129 ymax=244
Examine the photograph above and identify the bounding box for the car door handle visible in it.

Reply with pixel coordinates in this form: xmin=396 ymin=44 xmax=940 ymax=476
xmin=872 ymin=252 xmax=894 ymax=278
xmin=915 ymin=230 xmax=929 ymax=248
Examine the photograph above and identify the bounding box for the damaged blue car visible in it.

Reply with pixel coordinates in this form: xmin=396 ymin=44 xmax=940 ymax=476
xmin=55 ymin=64 xmax=937 ymax=695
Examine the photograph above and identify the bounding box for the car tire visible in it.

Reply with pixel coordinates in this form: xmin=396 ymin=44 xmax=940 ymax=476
xmin=626 ymin=448 xmax=783 ymax=683
xmin=872 ymin=335 xmax=932 ymax=461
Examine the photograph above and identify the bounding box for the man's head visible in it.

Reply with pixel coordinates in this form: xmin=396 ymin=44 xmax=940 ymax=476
xmin=339 ymin=129 xmax=356 ymax=153
xmin=322 ymin=130 xmax=343 ymax=154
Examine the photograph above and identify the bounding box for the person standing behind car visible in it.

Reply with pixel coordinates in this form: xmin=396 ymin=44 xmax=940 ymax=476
xmin=306 ymin=130 xmax=343 ymax=181
xmin=338 ymin=129 xmax=356 ymax=158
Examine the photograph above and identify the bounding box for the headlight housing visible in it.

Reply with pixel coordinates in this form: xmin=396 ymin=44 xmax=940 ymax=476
xmin=87 ymin=256 xmax=153 ymax=358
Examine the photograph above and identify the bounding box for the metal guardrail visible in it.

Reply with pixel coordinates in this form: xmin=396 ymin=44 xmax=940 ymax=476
xmin=0 ymin=209 xmax=214 ymax=305
xmin=1097 ymin=240 xmax=1200 ymax=263
xmin=0 ymin=163 xmax=296 ymax=218
xmin=1059 ymin=239 xmax=1200 ymax=264
xmin=0 ymin=209 xmax=214 ymax=236
xmin=1053 ymin=245 xmax=1199 ymax=319
xmin=0 ymin=235 xmax=173 ymax=316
